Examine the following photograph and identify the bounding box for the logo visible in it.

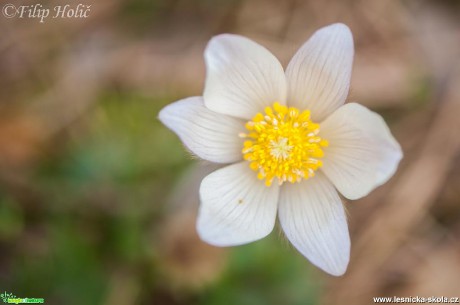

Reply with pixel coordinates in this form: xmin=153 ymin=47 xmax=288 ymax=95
xmin=1 ymin=292 xmax=44 ymax=304
xmin=0 ymin=293 xmax=16 ymax=303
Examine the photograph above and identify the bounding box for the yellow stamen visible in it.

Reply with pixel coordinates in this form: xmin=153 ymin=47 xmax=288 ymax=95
xmin=241 ymin=102 xmax=328 ymax=186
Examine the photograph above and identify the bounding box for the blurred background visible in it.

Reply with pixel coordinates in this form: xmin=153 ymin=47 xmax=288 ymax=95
xmin=1 ymin=0 xmax=460 ymax=304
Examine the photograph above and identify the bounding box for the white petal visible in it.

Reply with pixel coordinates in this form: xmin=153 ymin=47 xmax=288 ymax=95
xmin=278 ymin=173 xmax=350 ymax=276
xmin=159 ymin=96 xmax=245 ymax=163
xmin=203 ymin=34 xmax=287 ymax=120
xmin=197 ymin=162 xmax=279 ymax=246
xmin=320 ymin=103 xmax=403 ymax=200
xmin=286 ymin=23 xmax=354 ymax=122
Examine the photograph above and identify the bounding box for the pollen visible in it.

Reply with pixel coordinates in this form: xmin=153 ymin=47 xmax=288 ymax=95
xmin=241 ymin=102 xmax=328 ymax=187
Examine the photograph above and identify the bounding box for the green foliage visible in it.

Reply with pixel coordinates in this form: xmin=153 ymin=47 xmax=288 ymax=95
xmin=0 ymin=197 xmax=24 ymax=241
xmin=1 ymin=92 xmax=320 ymax=305
xmin=201 ymin=234 xmax=322 ymax=305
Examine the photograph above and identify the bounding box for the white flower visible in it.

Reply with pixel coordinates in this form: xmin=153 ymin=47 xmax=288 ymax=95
xmin=159 ymin=23 xmax=402 ymax=276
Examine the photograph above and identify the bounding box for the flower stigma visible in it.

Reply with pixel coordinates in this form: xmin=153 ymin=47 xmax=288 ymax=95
xmin=240 ymin=102 xmax=328 ymax=187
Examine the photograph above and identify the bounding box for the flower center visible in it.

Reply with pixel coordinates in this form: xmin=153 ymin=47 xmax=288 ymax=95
xmin=240 ymin=102 xmax=328 ymax=187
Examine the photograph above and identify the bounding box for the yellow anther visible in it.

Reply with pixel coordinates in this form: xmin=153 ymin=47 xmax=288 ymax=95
xmin=241 ymin=102 xmax=328 ymax=186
